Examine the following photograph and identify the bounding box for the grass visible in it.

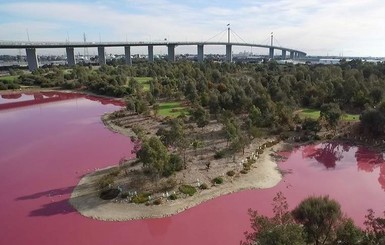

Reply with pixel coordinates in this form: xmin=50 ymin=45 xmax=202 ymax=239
xmin=298 ymin=108 xmax=359 ymax=122
xmin=0 ymin=75 xmax=18 ymax=83
xmin=298 ymin=108 xmax=320 ymax=120
xmin=131 ymin=77 xmax=152 ymax=91
xmin=158 ymin=101 xmax=188 ymax=118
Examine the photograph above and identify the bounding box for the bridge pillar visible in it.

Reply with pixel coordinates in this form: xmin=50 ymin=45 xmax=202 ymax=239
xmin=281 ymin=50 xmax=286 ymax=60
xmin=226 ymin=44 xmax=232 ymax=62
xmin=98 ymin=46 xmax=106 ymax=65
xmin=290 ymin=51 xmax=295 ymax=59
xmin=269 ymin=47 xmax=274 ymax=59
xmin=148 ymin=45 xmax=154 ymax=62
xmin=124 ymin=46 xmax=132 ymax=65
xmin=167 ymin=44 xmax=175 ymax=62
xmin=66 ymin=47 xmax=76 ymax=66
xmin=26 ymin=48 xmax=39 ymax=71
xmin=197 ymin=44 xmax=204 ymax=63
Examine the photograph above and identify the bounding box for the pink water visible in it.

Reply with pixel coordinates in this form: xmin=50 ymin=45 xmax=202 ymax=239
xmin=0 ymin=92 xmax=384 ymax=245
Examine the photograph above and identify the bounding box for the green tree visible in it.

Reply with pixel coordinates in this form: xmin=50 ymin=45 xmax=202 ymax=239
xmin=242 ymin=192 xmax=306 ymax=245
xmin=335 ymin=218 xmax=364 ymax=245
xmin=320 ymin=103 xmax=342 ymax=129
xmin=192 ymin=106 xmax=209 ymax=128
xmin=364 ymin=209 xmax=385 ymax=244
xmin=292 ymin=196 xmax=342 ymax=245
xmin=302 ymin=118 xmax=321 ymax=135
xmin=137 ymin=136 xmax=169 ymax=178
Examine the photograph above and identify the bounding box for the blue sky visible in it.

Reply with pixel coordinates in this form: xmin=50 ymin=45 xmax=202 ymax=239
xmin=0 ymin=0 xmax=385 ymax=57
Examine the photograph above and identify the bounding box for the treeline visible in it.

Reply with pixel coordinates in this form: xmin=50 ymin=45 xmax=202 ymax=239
xmin=242 ymin=192 xmax=385 ymax=245
xmin=11 ymin=60 xmax=385 ymax=135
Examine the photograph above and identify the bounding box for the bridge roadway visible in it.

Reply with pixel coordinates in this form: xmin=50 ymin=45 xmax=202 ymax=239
xmin=0 ymin=41 xmax=307 ymax=71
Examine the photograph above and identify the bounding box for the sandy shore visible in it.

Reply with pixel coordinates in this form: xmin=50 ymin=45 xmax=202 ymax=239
xmin=69 ymin=143 xmax=283 ymax=221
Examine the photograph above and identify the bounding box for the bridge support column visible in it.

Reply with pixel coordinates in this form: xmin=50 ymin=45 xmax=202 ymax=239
xmin=290 ymin=51 xmax=295 ymax=59
xmin=124 ymin=46 xmax=132 ymax=65
xmin=167 ymin=44 xmax=175 ymax=62
xmin=197 ymin=45 xmax=204 ymax=63
xmin=148 ymin=45 xmax=154 ymax=62
xmin=226 ymin=44 xmax=232 ymax=62
xmin=26 ymin=48 xmax=39 ymax=71
xmin=281 ymin=50 xmax=286 ymax=60
xmin=98 ymin=46 xmax=106 ymax=65
xmin=269 ymin=47 xmax=274 ymax=59
xmin=66 ymin=47 xmax=76 ymax=66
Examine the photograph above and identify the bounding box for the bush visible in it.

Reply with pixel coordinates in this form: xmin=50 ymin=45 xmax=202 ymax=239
xmin=213 ymin=177 xmax=224 ymax=184
xmin=179 ymin=185 xmax=197 ymax=196
xmin=243 ymin=165 xmax=251 ymax=171
xmin=199 ymin=183 xmax=208 ymax=190
xmin=153 ymin=199 xmax=162 ymax=205
xmin=227 ymin=170 xmax=236 ymax=176
xmin=131 ymin=192 xmax=151 ymax=204
xmin=121 ymin=192 xmax=129 ymax=199
xmin=100 ymin=188 xmax=120 ymax=200
xmin=97 ymin=175 xmax=115 ymax=189
xmin=240 ymin=169 xmax=248 ymax=174
xmin=163 ymin=154 xmax=183 ymax=177
xmin=214 ymin=150 xmax=225 ymax=159
xmin=159 ymin=178 xmax=178 ymax=192
xmin=169 ymin=193 xmax=178 ymax=200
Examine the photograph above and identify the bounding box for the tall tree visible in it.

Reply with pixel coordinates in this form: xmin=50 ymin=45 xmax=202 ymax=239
xmin=292 ymin=196 xmax=342 ymax=245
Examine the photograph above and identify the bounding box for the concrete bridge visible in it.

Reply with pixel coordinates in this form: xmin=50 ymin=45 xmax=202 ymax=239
xmin=0 ymin=41 xmax=307 ymax=71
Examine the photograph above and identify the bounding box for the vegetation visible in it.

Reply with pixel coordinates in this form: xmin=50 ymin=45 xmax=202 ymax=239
xmin=226 ymin=170 xmax=236 ymax=176
xmin=158 ymin=102 xmax=187 ymax=117
xmin=213 ymin=176 xmax=224 ymax=184
xmin=179 ymin=185 xmax=197 ymax=196
xmin=131 ymin=192 xmax=151 ymax=204
xmin=242 ymin=192 xmax=385 ymax=245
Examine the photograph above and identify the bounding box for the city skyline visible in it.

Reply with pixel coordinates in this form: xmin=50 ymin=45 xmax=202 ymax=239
xmin=1 ymin=0 xmax=385 ymax=57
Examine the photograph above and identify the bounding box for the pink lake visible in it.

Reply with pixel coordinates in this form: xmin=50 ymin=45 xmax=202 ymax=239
xmin=0 ymin=92 xmax=384 ymax=245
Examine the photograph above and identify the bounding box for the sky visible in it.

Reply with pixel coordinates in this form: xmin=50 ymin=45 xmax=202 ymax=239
xmin=0 ymin=0 xmax=384 ymax=57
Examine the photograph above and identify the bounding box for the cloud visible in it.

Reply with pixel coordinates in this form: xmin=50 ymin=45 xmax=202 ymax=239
xmin=0 ymin=0 xmax=384 ymax=56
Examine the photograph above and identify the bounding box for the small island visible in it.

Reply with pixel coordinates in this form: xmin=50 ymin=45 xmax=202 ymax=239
xmin=70 ymin=107 xmax=285 ymax=221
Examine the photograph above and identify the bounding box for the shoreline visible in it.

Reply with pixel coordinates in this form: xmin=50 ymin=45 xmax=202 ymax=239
xmin=69 ymin=142 xmax=283 ymax=221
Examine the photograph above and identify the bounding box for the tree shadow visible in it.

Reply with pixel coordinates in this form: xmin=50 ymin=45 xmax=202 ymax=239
xmin=16 ymin=181 xmax=102 ymax=217
xmin=29 ymin=198 xmax=76 ymax=217
xmin=15 ymin=186 xmax=75 ymax=201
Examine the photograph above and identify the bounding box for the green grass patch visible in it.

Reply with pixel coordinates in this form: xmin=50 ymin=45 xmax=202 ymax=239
xmin=341 ymin=114 xmax=359 ymax=121
xmin=131 ymin=77 xmax=152 ymax=91
xmin=0 ymin=75 xmax=18 ymax=83
xmin=298 ymin=108 xmax=359 ymax=122
xmin=158 ymin=101 xmax=188 ymax=118
xmin=298 ymin=108 xmax=320 ymax=120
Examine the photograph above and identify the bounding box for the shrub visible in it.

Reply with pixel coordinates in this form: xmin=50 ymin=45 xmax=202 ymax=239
xmin=97 ymin=175 xmax=115 ymax=189
xmin=169 ymin=193 xmax=178 ymax=200
xmin=159 ymin=178 xmax=177 ymax=192
xmin=179 ymin=185 xmax=197 ymax=196
xmin=240 ymin=169 xmax=248 ymax=174
xmin=243 ymin=165 xmax=251 ymax=171
xmin=121 ymin=192 xmax=129 ymax=199
xmin=213 ymin=177 xmax=224 ymax=185
xmin=214 ymin=150 xmax=225 ymax=159
xmin=227 ymin=170 xmax=236 ymax=176
xmin=131 ymin=192 xmax=151 ymax=204
xmin=100 ymin=188 xmax=120 ymax=200
xmin=153 ymin=199 xmax=162 ymax=205
xmin=199 ymin=183 xmax=208 ymax=190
